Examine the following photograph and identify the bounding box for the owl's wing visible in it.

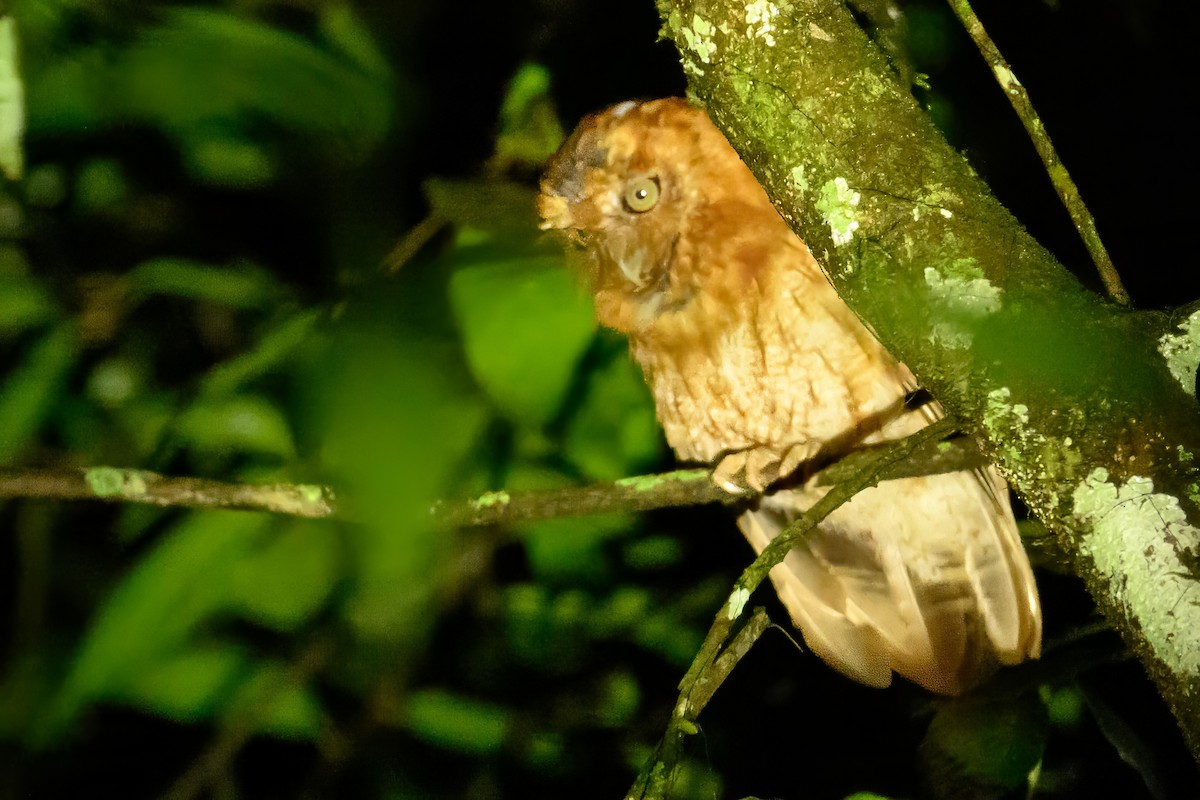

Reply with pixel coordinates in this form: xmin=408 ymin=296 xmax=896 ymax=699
xmin=739 ymin=464 xmax=1040 ymax=695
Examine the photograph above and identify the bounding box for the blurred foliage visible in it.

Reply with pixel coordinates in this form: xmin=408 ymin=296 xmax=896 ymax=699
xmin=0 ymin=1 xmax=1196 ymax=798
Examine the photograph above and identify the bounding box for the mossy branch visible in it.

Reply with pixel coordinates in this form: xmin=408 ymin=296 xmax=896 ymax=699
xmin=0 ymin=467 xmax=340 ymax=518
xmin=653 ymin=0 xmax=1200 ymax=758
xmin=0 ymin=428 xmax=986 ymax=525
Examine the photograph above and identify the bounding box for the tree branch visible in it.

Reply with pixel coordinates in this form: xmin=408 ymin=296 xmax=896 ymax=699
xmin=654 ymin=0 xmax=1200 ymax=757
xmin=0 ymin=432 xmax=986 ymax=525
xmin=0 ymin=467 xmax=339 ymax=518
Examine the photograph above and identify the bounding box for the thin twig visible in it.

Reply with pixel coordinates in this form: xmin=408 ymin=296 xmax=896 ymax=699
xmin=945 ymin=0 xmax=1131 ymax=306
xmin=0 ymin=467 xmax=339 ymax=518
xmin=0 ymin=433 xmax=986 ymax=525
xmin=626 ymin=607 xmax=772 ymax=800
xmin=627 ymin=417 xmax=957 ymax=799
xmin=383 ymin=213 xmax=446 ymax=274
xmin=685 ymin=606 xmax=772 ymax=720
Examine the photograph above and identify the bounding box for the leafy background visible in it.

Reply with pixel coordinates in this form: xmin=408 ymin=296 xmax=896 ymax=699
xmin=1 ymin=1 xmax=1198 ymax=798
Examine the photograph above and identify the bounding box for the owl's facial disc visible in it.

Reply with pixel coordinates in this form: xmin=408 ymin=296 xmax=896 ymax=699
xmin=536 ymin=107 xmax=692 ymax=325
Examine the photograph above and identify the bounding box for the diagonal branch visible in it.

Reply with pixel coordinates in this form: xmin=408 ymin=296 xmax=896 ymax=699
xmin=628 ymin=418 xmax=956 ymax=799
xmin=945 ymin=0 xmax=1129 ymax=306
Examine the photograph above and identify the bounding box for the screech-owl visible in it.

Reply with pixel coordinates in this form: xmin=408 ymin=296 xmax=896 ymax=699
xmin=537 ymin=98 xmax=1041 ymax=694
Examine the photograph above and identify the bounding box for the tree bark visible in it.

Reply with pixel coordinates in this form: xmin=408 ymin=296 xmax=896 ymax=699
xmin=654 ymin=0 xmax=1200 ymax=757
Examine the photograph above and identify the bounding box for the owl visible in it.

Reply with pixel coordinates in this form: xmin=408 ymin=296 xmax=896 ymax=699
xmin=537 ymin=98 xmax=1041 ymax=695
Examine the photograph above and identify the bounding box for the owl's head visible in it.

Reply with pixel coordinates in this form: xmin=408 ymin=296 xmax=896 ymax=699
xmin=537 ymin=98 xmax=720 ymax=331
xmin=538 ymin=98 xmax=700 ymax=230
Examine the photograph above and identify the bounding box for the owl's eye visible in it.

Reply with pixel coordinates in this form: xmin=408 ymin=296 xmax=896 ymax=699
xmin=622 ymin=176 xmax=660 ymax=213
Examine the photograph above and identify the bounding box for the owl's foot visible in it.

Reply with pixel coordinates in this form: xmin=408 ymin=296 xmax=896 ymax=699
xmin=711 ymin=442 xmax=822 ymax=494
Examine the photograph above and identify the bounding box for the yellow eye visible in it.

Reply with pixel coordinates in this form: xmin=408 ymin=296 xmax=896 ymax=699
xmin=623 ymin=176 xmax=660 ymax=213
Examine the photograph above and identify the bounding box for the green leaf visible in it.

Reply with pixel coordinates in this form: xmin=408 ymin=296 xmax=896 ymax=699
xmin=449 ymin=256 xmax=594 ymax=425
xmin=314 ymin=328 xmax=489 ymax=644
xmin=590 ymin=587 xmax=653 ymax=636
xmin=621 ymin=535 xmax=683 ymax=570
xmin=0 ymin=276 xmax=57 ymax=339
xmin=0 ymin=321 xmax=78 ymax=465
xmin=594 ymin=670 xmax=640 ymax=727
xmin=120 ymin=644 xmax=248 ymax=723
xmin=177 ymin=129 xmax=276 ymax=187
xmin=115 ymin=394 xmax=176 ymax=462
xmin=23 ymin=162 xmax=66 ymax=207
xmin=200 ymin=309 xmax=320 ymax=398
xmin=502 ymin=584 xmax=566 ymax=669
xmin=73 ymin=158 xmax=129 ymax=214
xmin=563 ymin=347 xmax=664 ymax=480
xmin=521 ymin=731 xmax=566 ymax=770
xmin=227 ymin=663 xmax=323 ymax=740
xmin=522 ymin=515 xmax=631 ymax=585
xmin=85 ymin=356 xmax=143 ymax=409
xmin=0 ymin=242 xmax=29 ymax=278
xmin=500 ymin=584 xmax=598 ymax=672
xmin=634 ymin=609 xmax=705 ymax=667
xmin=128 ymin=258 xmax=286 ymax=309
xmin=494 ymin=62 xmax=564 ymax=168
xmin=37 ymin=510 xmax=269 ymax=745
xmin=229 ymin=520 xmax=341 ymax=631
xmin=922 ymin=691 xmax=1048 ymax=792
xmin=404 ymin=690 xmax=510 ymax=754
xmin=0 ymin=17 xmax=24 ymax=180
xmin=1044 ymin=683 xmax=1085 ymax=726
xmin=26 ymin=8 xmax=393 ymax=152
xmin=175 ymin=394 xmax=296 ymax=459
xmin=318 ymin=5 xmax=392 ymax=80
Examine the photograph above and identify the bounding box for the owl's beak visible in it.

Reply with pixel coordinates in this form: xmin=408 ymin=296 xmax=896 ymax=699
xmin=536 ymin=191 xmax=571 ymax=231
xmin=538 ymin=119 xmax=609 ymax=234
xmin=615 ymin=250 xmax=649 ymax=288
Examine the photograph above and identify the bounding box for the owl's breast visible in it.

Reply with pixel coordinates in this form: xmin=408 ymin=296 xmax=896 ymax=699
xmin=632 ymin=256 xmax=913 ymax=465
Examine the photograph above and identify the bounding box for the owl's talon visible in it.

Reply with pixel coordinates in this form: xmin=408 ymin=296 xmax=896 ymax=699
xmin=779 ymin=441 xmax=824 ymax=481
xmin=711 ymin=452 xmax=752 ymax=495
xmin=714 ymin=475 xmax=750 ymax=495
xmin=743 ymin=448 xmax=781 ymax=492
xmin=712 ymin=442 xmax=818 ymax=495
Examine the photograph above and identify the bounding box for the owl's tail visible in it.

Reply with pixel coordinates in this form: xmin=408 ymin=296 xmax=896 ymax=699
xmin=738 ymin=465 xmax=1041 ymax=695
